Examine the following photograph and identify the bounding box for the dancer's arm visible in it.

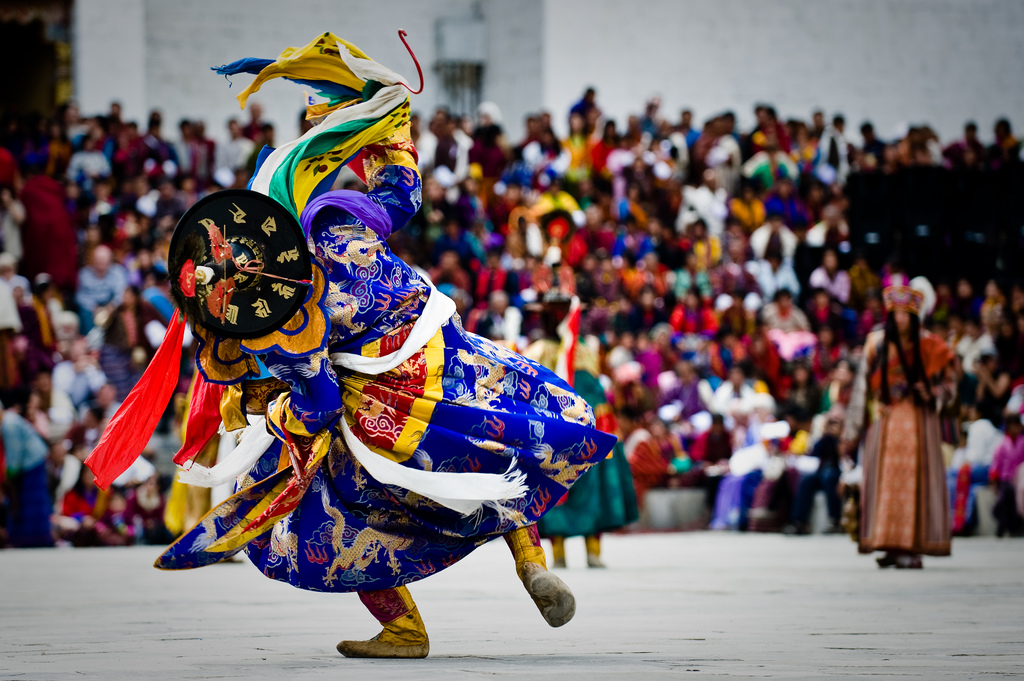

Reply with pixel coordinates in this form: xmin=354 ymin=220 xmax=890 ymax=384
xmin=264 ymin=350 xmax=344 ymax=438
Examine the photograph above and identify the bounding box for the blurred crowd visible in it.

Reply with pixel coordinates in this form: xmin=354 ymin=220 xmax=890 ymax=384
xmin=2 ymin=88 xmax=1023 ymax=548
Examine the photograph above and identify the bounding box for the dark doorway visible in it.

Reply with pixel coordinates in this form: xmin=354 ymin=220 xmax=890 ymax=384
xmin=0 ymin=19 xmax=59 ymax=116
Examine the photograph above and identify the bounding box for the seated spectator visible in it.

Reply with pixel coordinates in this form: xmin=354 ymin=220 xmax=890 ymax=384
xmin=670 ymin=288 xmax=718 ymax=336
xmin=848 ymin=251 xmax=880 ymax=311
xmin=990 ymin=415 xmax=1024 ymax=537
xmin=75 ymin=245 xmax=127 ymax=333
xmin=98 ymin=286 xmax=164 ymax=400
xmin=957 ymin=317 xmax=996 ymax=377
xmin=858 ymin=291 xmax=885 ymax=339
xmin=659 ymin=360 xmax=706 ymax=419
xmin=762 ymin=289 xmax=811 ymax=333
xmin=728 ymin=180 xmax=765 ymax=234
xmin=762 ymin=178 xmax=808 ymax=230
xmin=1 ymin=404 xmax=54 ymax=547
xmin=806 ymin=288 xmax=844 ymax=335
xmin=808 ymin=249 xmax=850 ymax=304
xmin=685 ymin=218 xmax=722 ymax=272
xmin=66 ymin=135 xmax=111 ymax=190
xmin=750 ymin=212 xmax=797 ymax=262
xmin=948 ymin=417 xmax=1003 ymax=535
xmin=780 ymin=362 xmax=822 ymax=427
xmin=429 ymin=250 xmax=471 ymax=293
xmin=51 ymin=337 xmax=106 ymax=408
xmin=679 ymin=170 xmax=728 ymax=237
xmin=30 ymin=369 xmax=75 ymax=444
xmin=752 ymin=254 xmax=801 ymax=301
xmin=974 ymin=349 xmax=1011 ymax=425
xmin=473 ymin=290 xmax=522 ymax=344
xmin=672 ymin=251 xmax=713 ymax=300
xmin=710 ymin=364 xmax=758 ymax=415
xmin=785 ymin=413 xmax=845 ymax=534
xmin=125 ymin=473 xmax=172 ymax=545
xmin=622 ymin=412 xmax=668 ymax=510
xmin=820 ymin=359 xmax=855 ymax=412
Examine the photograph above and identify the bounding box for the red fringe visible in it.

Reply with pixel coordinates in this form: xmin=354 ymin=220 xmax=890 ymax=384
xmin=173 ymin=371 xmax=226 ymax=466
xmin=85 ymin=313 xmax=186 ymax=489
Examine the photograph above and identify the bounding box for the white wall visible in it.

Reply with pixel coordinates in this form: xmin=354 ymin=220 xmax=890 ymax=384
xmin=73 ymin=0 xmax=147 ymax=124
xmin=75 ymin=0 xmax=482 ymax=143
xmin=142 ymin=0 xmax=485 ymax=144
xmin=480 ymin=0 xmax=544 ymax=141
xmin=541 ymin=0 xmax=1024 ymax=143
xmin=73 ymin=0 xmax=1024 ymax=148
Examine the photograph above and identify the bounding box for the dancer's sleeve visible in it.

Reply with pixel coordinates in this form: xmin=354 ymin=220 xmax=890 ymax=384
xmin=264 ymin=350 xmax=344 ymax=438
xmin=366 ymin=164 xmax=422 ymax=237
xmin=349 ymin=127 xmax=422 ymax=238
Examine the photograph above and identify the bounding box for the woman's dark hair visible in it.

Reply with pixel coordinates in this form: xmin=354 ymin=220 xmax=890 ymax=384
xmin=877 ymin=311 xmax=928 ymax=405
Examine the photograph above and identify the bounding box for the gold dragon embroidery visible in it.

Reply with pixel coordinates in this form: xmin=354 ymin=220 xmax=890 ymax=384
xmin=456 ymin=349 xmax=506 ymax=408
xmin=324 ymin=234 xmax=387 ymax=268
xmin=325 ymin=287 xmax=367 ymax=334
xmin=321 ymin=490 xmax=413 ymax=587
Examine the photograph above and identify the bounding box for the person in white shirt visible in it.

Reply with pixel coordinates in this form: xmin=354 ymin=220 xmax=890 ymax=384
xmin=52 ymin=338 xmax=108 ymax=408
xmin=66 ymin=136 xmax=111 ymax=189
xmin=956 ymin=317 xmax=996 ymax=376
xmin=216 ymin=119 xmax=255 ymax=173
xmin=817 ymin=115 xmax=850 ymax=185
xmin=750 ymin=213 xmax=798 ymax=262
xmin=710 ymin=364 xmax=758 ymax=416
xmin=678 ymin=169 xmax=729 ymax=237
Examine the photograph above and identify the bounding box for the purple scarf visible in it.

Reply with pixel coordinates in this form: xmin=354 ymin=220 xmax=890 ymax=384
xmin=299 ymin=190 xmax=392 ymax=241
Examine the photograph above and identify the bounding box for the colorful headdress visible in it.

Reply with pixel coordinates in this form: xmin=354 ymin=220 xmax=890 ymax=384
xmin=882 ymin=285 xmax=925 ymax=315
xmin=213 ymin=30 xmax=422 ymax=219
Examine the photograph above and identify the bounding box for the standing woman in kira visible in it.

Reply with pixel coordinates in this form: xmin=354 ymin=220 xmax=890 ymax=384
xmin=842 ymin=283 xmax=954 ymax=569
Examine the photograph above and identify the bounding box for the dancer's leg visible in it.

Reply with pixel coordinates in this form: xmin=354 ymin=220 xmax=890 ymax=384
xmin=504 ymin=524 xmax=576 ymax=627
xmin=337 ymin=585 xmax=429 ymax=658
xmin=551 ymin=536 xmax=566 ymax=568
xmin=585 ymin=534 xmax=605 ymax=568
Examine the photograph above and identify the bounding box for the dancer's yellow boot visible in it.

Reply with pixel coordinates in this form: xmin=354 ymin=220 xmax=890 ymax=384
xmin=551 ymin=535 xmax=567 ymax=568
xmin=585 ymin=534 xmax=605 ymax=568
xmin=504 ymin=524 xmax=576 ymax=627
xmin=337 ymin=585 xmax=429 ymax=658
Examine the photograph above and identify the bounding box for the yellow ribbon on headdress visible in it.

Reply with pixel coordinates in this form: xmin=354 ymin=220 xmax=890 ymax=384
xmin=232 ymin=32 xmax=371 ymax=111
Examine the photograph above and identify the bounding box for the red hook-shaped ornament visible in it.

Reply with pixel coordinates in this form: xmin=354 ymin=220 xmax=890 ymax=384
xmin=397 ymin=29 xmax=424 ymax=95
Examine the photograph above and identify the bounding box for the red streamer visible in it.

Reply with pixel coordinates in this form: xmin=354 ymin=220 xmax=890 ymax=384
xmin=85 ymin=312 xmax=187 ymax=489
xmin=173 ymin=372 xmax=226 ymax=466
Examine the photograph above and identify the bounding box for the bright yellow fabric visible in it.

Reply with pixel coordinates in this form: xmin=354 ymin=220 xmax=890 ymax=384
xmin=234 ymin=32 xmax=371 ymax=111
xmin=506 ymin=525 xmax=547 ymax=580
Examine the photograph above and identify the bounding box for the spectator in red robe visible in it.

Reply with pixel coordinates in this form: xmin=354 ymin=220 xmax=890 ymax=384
xmin=18 ymin=165 xmax=78 ymax=291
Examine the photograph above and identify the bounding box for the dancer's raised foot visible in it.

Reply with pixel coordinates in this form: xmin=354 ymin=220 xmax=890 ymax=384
xmin=521 ymin=561 xmax=576 ymax=627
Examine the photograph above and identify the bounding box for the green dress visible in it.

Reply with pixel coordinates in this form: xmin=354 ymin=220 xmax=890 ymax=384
xmin=534 ymin=360 xmax=639 ymax=538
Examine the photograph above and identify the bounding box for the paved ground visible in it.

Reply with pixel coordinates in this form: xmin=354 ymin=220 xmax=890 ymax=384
xmin=2 ymin=533 xmax=1023 ymax=680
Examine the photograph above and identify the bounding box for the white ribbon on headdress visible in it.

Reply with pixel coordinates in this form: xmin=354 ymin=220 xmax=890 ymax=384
xmin=335 ymin=42 xmax=410 ymax=88
xmin=248 ymin=84 xmax=408 ymax=198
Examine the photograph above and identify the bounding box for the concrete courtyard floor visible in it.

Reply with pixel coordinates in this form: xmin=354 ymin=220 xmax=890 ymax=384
xmin=2 ymin=533 xmax=1023 ymax=680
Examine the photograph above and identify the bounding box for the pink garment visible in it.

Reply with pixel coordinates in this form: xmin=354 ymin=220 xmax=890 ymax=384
xmin=808 ymin=267 xmax=851 ymax=304
xmin=1015 ymin=463 xmax=1024 ymax=519
xmin=991 ymin=434 xmax=1024 ymax=483
xmin=766 ymin=328 xmax=818 ymax=361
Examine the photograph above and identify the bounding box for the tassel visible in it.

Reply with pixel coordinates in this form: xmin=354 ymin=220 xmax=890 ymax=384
xmin=85 ymin=312 xmax=187 ymax=489
xmin=173 ymin=371 xmax=226 ymax=466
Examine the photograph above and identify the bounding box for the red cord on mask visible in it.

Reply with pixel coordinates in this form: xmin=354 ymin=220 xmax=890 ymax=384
xmin=397 ymin=29 xmax=424 ymax=95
